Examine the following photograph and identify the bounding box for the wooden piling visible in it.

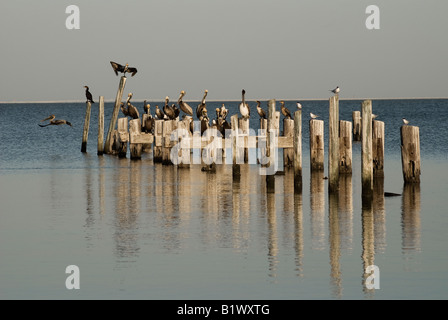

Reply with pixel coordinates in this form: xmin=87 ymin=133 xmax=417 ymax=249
xmin=153 ymin=120 xmax=163 ymax=163
xmin=141 ymin=114 xmax=152 ymax=153
xmin=266 ymin=99 xmax=276 ymax=193
xmin=372 ymin=120 xmax=385 ymax=178
xmin=117 ymin=118 xmax=128 ymax=158
xmin=353 ymin=111 xmax=361 ymax=141
xmin=310 ymin=119 xmax=324 ymax=171
xmin=177 ymin=118 xmax=191 ymax=168
xmin=339 ymin=120 xmax=352 ymax=174
xmin=328 ymin=95 xmax=339 ymax=192
xmin=239 ymin=117 xmax=250 ymax=163
xmin=361 ymin=100 xmax=373 ymax=198
xmin=400 ymin=125 xmax=421 ymax=183
xmin=129 ymin=119 xmax=142 ymax=160
xmin=81 ymin=101 xmax=92 ymax=153
xmin=293 ymin=110 xmax=302 ymax=193
xmin=97 ymin=96 xmax=104 ymax=155
xmin=162 ymin=120 xmax=174 ymax=165
xmin=283 ymin=118 xmax=294 ymax=168
xmin=231 ymin=114 xmax=241 ymax=179
xmin=104 ymin=76 xmax=127 ymax=154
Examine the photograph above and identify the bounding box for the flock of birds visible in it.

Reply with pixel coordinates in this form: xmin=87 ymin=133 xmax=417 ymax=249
xmin=38 ymin=62 xmax=412 ymax=129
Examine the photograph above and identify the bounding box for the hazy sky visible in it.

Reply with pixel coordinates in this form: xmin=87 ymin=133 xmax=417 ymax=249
xmin=1 ymin=0 xmax=447 ymax=102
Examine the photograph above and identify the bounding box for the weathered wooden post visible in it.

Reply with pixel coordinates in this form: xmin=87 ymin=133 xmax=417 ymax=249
xmin=329 ymin=95 xmax=339 ymax=192
xmin=104 ymin=76 xmax=127 ymax=154
xmin=117 ymin=118 xmax=128 ymax=158
xmin=177 ymin=118 xmax=191 ymax=168
xmin=129 ymin=119 xmax=142 ymax=160
xmin=153 ymin=120 xmax=163 ymax=163
xmin=400 ymin=125 xmax=421 ymax=183
xmin=141 ymin=114 xmax=152 ymax=153
xmin=352 ymin=111 xmax=361 ymax=141
xmin=283 ymin=118 xmax=294 ymax=167
xmin=162 ymin=120 xmax=175 ymax=165
xmin=361 ymin=100 xmax=373 ymax=198
xmin=239 ymin=117 xmax=250 ymax=163
xmin=372 ymin=120 xmax=385 ymax=178
xmin=293 ymin=110 xmax=302 ymax=193
xmin=310 ymin=119 xmax=324 ymax=171
xmin=97 ymin=96 xmax=104 ymax=156
xmin=339 ymin=120 xmax=352 ymax=174
xmin=81 ymin=101 xmax=92 ymax=153
xmin=266 ymin=99 xmax=276 ymax=193
xmin=231 ymin=114 xmax=241 ymax=180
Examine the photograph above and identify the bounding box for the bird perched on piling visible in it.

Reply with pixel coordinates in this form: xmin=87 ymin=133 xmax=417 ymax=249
xmin=330 ymin=86 xmax=340 ymax=95
xmin=280 ymin=101 xmax=292 ymax=119
xmin=39 ymin=115 xmax=72 ymax=127
xmin=143 ymin=100 xmax=151 ymax=115
xmin=110 ymin=61 xmax=138 ymax=77
xmin=310 ymin=113 xmax=319 ymax=119
xmin=123 ymin=93 xmax=139 ymax=119
xmin=120 ymin=102 xmax=129 ymax=117
xmin=84 ymin=86 xmax=94 ymax=103
xmin=296 ymin=102 xmax=302 ymax=109
xmin=220 ymin=104 xmax=228 ymax=120
xmin=163 ymin=96 xmax=176 ymax=120
xmin=372 ymin=114 xmax=378 ymax=120
xmin=256 ymin=101 xmax=266 ymax=119
xmin=239 ymin=89 xmax=250 ymax=119
xmin=177 ymin=90 xmax=193 ymax=117
xmin=155 ymin=105 xmax=164 ymax=120
xmin=402 ymin=118 xmax=410 ymax=125
xmin=196 ymin=90 xmax=208 ymax=120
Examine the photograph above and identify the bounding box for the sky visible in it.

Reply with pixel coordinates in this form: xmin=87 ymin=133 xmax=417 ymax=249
xmin=1 ymin=0 xmax=447 ymax=102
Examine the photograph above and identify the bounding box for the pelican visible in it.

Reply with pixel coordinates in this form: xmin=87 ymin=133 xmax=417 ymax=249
xmin=143 ymin=100 xmax=150 ymax=115
xmin=127 ymin=101 xmax=140 ymax=119
xmin=39 ymin=115 xmax=72 ymax=127
xmin=110 ymin=61 xmax=137 ymax=77
xmin=330 ymin=86 xmax=340 ymax=94
xmin=296 ymin=102 xmax=302 ymax=109
xmin=155 ymin=105 xmax=164 ymax=120
xmin=402 ymin=118 xmax=410 ymax=125
xmin=163 ymin=97 xmax=176 ymax=120
xmin=120 ymin=102 xmax=129 ymax=117
xmin=220 ymin=104 xmax=229 ymax=120
xmin=280 ymin=101 xmax=292 ymax=119
xmin=172 ymin=104 xmax=181 ymax=119
xmin=256 ymin=100 xmax=266 ymax=119
xmin=239 ymin=89 xmax=250 ymax=119
xmin=178 ymin=90 xmax=193 ymax=116
xmin=196 ymin=90 xmax=208 ymax=120
xmin=84 ymin=86 xmax=94 ymax=103
xmin=310 ymin=113 xmax=319 ymax=119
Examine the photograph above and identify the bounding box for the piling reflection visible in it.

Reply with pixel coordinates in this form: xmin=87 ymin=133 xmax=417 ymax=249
xmin=329 ymin=192 xmax=342 ymax=298
xmin=373 ymin=177 xmax=386 ymax=254
xmin=310 ymin=170 xmax=326 ymax=250
xmin=338 ymin=174 xmax=353 ymax=253
xmin=361 ymin=196 xmax=375 ymax=298
xmin=266 ymin=192 xmax=278 ymax=278
xmin=401 ymin=183 xmax=421 ymax=265
xmin=293 ymin=193 xmax=304 ymax=278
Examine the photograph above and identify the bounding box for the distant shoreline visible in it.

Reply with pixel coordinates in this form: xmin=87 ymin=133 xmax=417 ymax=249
xmin=1 ymin=97 xmax=447 ymax=104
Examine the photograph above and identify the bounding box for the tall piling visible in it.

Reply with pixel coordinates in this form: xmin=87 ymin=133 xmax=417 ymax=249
xmin=283 ymin=118 xmax=294 ymax=167
xmin=328 ymin=95 xmax=339 ymax=192
xmin=104 ymin=76 xmax=127 ymax=154
xmin=372 ymin=120 xmax=385 ymax=178
xmin=353 ymin=111 xmax=361 ymax=141
xmin=231 ymin=114 xmax=241 ymax=180
xmin=266 ymin=99 xmax=276 ymax=193
xmin=293 ymin=110 xmax=302 ymax=193
xmin=361 ymin=100 xmax=373 ymax=198
xmin=97 ymin=96 xmax=104 ymax=155
xmin=339 ymin=120 xmax=352 ymax=174
xmin=81 ymin=101 xmax=92 ymax=153
xmin=400 ymin=125 xmax=421 ymax=183
xmin=310 ymin=119 xmax=324 ymax=171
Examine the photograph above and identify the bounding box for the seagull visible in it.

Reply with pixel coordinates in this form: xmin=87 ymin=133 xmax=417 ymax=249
xmin=330 ymin=86 xmax=340 ymax=94
xmin=372 ymin=114 xmax=378 ymax=119
xmin=402 ymin=118 xmax=410 ymax=125
xmin=310 ymin=113 xmax=319 ymax=119
xmin=296 ymin=102 xmax=302 ymax=109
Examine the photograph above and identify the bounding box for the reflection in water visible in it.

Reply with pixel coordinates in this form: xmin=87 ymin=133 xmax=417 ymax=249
xmin=329 ymin=192 xmax=342 ymax=299
xmin=338 ymin=174 xmax=353 ymax=253
xmin=310 ymin=171 xmax=325 ymax=250
xmin=401 ymin=183 xmax=421 ymax=267
xmin=266 ymin=192 xmax=278 ymax=278
xmin=361 ymin=197 xmax=375 ymax=298
xmin=373 ymin=178 xmax=386 ymax=254
xmin=293 ymin=193 xmax=304 ymax=278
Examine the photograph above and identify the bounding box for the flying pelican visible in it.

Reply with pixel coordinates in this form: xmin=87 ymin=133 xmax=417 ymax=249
xmin=84 ymin=86 xmax=94 ymax=103
xmin=39 ymin=115 xmax=72 ymax=127
xmin=296 ymin=102 xmax=302 ymax=109
xmin=178 ymin=90 xmax=193 ymax=116
xmin=239 ymin=89 xmax=250 ymax=119
xmin=196 ymin=90 xmax=208 ymax=120
xmin=402 ymin=118 xmax=410 ymax=125
xmin=256 ymin=101 xmax=266 ymax=119
xmin=155 ymin=105 xmax=164 ymax=120
xmin=110 ymin=61 xmax=137 ymax=77
xmin=330 ymin=86 xmax=340 ymax=94
xmin=280 ymin=101 xmax=292 ymax=119
xmin=310 ymin=113 xmax=319 ymax=119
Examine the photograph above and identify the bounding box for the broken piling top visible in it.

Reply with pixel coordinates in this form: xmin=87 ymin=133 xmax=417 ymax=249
xmin=400 ymin=125 xmax=421 ymax=183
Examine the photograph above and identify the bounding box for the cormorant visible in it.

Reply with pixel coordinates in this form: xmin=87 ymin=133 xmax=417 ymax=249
xmin=84 ymin=86 xmax=94 ymax=103
xmin=39 ymin=115 xmax=72 ymax=127
xmin=256 ymin=100 xmax=266 ymax=119
xmin=280 ymin=101 xmax=292 ymax=119
xmin=239 ymin=89 xmax=250 ymax=119
xmin=110 ymin=61 xmax=138 ymax=77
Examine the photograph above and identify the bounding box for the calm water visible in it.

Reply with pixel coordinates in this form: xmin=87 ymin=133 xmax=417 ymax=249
xmin=0 ymin=99 xmax=447 ymax=300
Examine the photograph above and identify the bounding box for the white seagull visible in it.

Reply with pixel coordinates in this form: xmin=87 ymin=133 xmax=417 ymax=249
xmin=296 ymin=102 xmax=302 ymax=109
xmin=310 ymin=113 xmax=319 ymax=119
xmin=330 ymin=86 xmax=340 ymax=94
xmin=402 ymin=118 xmax=410 ymax=125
